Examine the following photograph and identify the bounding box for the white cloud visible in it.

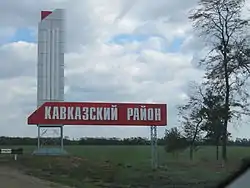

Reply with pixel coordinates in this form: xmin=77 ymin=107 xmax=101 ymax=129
xmin=0 ymin=0 xmax=248 ymax=139
xmin=0 ymin=42 xmax=36 ymax=78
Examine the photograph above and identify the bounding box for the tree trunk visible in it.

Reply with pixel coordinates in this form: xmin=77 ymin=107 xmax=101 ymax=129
xmin=215 ymin=134 xmax=220 ymax=161
xmin=222 ymin=56 xmax=230 ymax=164
xmin=222 ymin=97 xmax=229 ymax=163
xmin=190 ymin=145 xmax=194 ymax=161
xmin=189 ymin=119 xmax=202 ymax=161
xmin=216 ymin=142 xmax=219 ymax=161
xmin=222 ymin=126 xmax=227 ymax=164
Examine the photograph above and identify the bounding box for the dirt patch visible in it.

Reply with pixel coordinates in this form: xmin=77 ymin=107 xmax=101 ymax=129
xmin=0 ymin=166 xmax=72 ymax=188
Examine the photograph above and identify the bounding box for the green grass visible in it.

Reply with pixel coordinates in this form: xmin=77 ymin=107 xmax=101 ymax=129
xmin=2 ymin=145 xmax=249 ymax=187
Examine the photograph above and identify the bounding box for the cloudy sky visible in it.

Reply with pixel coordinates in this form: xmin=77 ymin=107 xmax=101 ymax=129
xmin=0 ymin=0 xmax=249 ymax=139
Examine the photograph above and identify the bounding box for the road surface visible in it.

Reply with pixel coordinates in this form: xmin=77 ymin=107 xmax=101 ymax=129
xmin=0 ymin=166 xmax=72 ymax=188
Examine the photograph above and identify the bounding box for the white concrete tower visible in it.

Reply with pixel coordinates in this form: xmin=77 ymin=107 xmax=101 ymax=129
xmin=37 ymin=9 xmax=64 ymax=108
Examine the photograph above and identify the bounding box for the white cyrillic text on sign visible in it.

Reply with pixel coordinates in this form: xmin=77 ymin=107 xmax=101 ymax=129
xmin=45 ymin=106 xmax=118 ymax=121
xmin=126 ymin=107 xmax=161 ymax=121
xmin=44 ymin=106 xmax=162 ymax=121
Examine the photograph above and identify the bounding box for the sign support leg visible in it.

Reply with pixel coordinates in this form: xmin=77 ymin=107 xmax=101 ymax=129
xmin=33 ymin=125 xmax=67 ymax=155
xmin=37 ymin=125 xmax=40 ymax=149
xmin=60 ymin=126 xmax=64 ymax=150
xmin=150 ymin=125 xmax=158 ymax=169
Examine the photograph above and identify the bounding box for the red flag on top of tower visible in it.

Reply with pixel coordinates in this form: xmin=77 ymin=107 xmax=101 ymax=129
xmin=41 ymin=11 xmax=52 ymax=20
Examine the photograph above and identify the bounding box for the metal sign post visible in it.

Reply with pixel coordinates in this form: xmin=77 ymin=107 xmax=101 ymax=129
xmin=34 ymin=125 xmax=67 ymax=155
xmin=150 ymin=125 xmax=158 ymax=169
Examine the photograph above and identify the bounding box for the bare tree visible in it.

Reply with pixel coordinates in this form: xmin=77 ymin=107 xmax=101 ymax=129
xmin=189 ymin=0 xmax=250 ymax=164
xmin=178 ymin=82 xmax=204 ymax=160
xmin=182 ymin=117 xmax=203 ymax=160
xmin=179 ymin=82 xmax=231 ymax=161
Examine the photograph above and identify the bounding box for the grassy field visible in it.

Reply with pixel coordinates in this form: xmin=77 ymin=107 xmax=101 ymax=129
xmin=1 ymin=145 xmax=249 ymax=187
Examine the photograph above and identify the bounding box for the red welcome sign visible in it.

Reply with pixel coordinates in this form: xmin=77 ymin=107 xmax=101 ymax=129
xmin=28 ymin=102 xmax=167 ymax=126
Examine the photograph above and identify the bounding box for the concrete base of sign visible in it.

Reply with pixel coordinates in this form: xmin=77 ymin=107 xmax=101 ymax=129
xmin=32 ymin=148 xmax=68 ymax=156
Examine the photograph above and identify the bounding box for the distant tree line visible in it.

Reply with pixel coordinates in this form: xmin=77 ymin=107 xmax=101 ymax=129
xmin=0 ymin=136 xmax=249 ymax=147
